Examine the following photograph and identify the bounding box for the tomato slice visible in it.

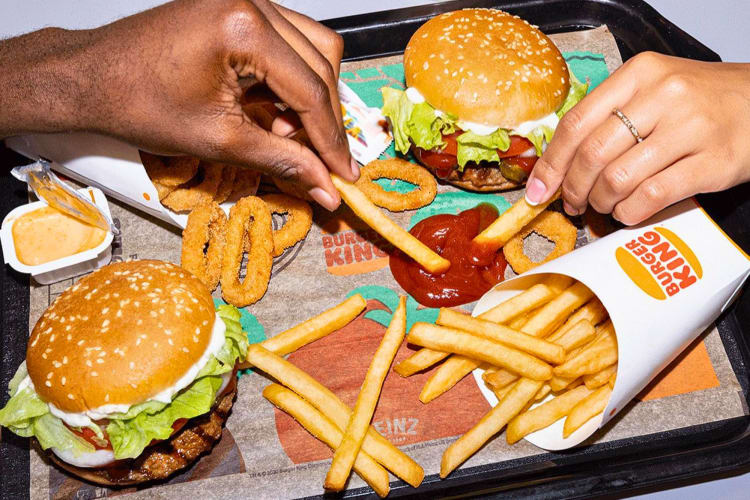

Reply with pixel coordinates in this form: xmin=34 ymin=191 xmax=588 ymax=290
xmin=498 ymin=136 xmax=535 ymax=158
xmin=67 ymin=425 xmax=112 ymax=450
xmin=441 ymin=131 xmax=461 ymax=156
xmin=505 ymin=155 xmax=538 ymax=174
xmin=413 ymin=147 xmax=458 ymax=178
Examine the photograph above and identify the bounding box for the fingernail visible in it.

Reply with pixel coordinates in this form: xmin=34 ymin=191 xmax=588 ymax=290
xmin=525 ymin=177 xmax=547 ymax=205
xmin=350 ymin=158 xmax=360 ymax=180
xmin=563 ymin=201 xmax=579 ymax=216
xmin=309 ymin=187 xmax=339 ymax=212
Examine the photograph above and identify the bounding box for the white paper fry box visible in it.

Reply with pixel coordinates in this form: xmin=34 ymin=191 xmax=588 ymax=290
xmin=472 ymin=199 xmax=750 ymax=450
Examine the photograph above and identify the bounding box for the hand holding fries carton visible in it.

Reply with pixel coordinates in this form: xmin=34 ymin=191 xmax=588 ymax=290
xmin=473 ymin=199 xmax=750 ymax=450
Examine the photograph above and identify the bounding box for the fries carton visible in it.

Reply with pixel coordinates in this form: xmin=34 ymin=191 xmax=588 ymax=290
xmin=5 ymin=81 xmax=390 ymax=229
xmin=473 ymin=199 xmax=750 ymax=450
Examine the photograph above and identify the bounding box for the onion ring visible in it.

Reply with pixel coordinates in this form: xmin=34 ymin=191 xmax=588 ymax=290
xmin=220 ymin=196 xmax=274 ymax=307
xmin=153 ymin=181 xmax=175 ymax=201
xmin=228 ymin=168 xmax=261 ymax=202
xmin=261 ymin=194 xmax=313 ymax=257
xmin=503 ymin=210 xmax=577 ymax=274
xmin=214 ymin=164 xmax=237 ymax=204
xmin=181 ymin=201 xmax=227 ymax=290
xmin=139 ymin=151 xmax=199 ymax=187
xmin=355 ymin=159 xmax=437 ymax=211
xmin=161 ymin=162 xmax=223 ymax=213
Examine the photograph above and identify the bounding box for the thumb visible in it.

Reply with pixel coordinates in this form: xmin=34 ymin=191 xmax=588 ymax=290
xmin=525 ymin=153 xmax=569 ymax=206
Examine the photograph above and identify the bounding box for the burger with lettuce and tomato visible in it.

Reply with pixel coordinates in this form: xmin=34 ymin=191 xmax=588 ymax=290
xmin=382 ymin=8 xmax=587 ymax=191
xmin=0 ymin=260 xmax=248 ymax=485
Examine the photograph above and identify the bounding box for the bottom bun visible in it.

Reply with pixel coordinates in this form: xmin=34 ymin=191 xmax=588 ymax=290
xmin=45 ymin=385 xmax=237 ymax=486
xmin=420 ymin=161 xmax=524 ymax=192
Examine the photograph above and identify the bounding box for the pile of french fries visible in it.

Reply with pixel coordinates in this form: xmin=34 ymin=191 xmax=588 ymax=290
xmin=395 ymin=274 xmax=618 ymax=478
xmin=244 ymin=294 xmax=423 ymax=497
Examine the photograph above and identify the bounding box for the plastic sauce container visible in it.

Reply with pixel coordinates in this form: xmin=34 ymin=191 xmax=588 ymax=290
xmin=0 ymin=187 xmax=114 ymax=284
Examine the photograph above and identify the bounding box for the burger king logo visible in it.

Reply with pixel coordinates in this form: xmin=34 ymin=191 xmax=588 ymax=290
xmin=320 ymin=217 xmax=392 ymax=276
xmin=615 ymin=227 xmax=702 ymax=300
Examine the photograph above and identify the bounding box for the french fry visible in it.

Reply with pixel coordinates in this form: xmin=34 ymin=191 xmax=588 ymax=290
xmin=325 ymin=297 xmax=407 ymax=491
xmin=506 ymin=384 xmax=593 ymax=444
xmin=408 ymin=323 xmax=552 ymax=381
xmin=263 ymin=384 xmax=390 ymax=497
xmin=483 ymin=368 xmax=518 ymax=391
xmin=441 ymin=379 xmax=542 ymax=477
xmin=245 ymin=345 xmax=424 ymax=487
xmin=332 ymin=174 xmax=450 ymax=274
xmin=521 ymin=281 xmax=595 ymax=338
xmin=609 ymin=371 xmax=617 ymax=388
xmin=553 ymin=324 xmax=618 ymax=378
xmin=472 ymin=189 xmax=561 ymax=251
xmin=534 ymin=383 xmax=552 ymax=402
xmin=420 ymin=355 xmax=478 ymax=403
xmin=478 ymin=274 xmax=573 ymax=324
xmin=393 ymin=348 xmax=449 ymax=377
xmin=583 ymin=364 xmax=618 ymax=389
xmin=237 ymin=295 xmax=367 ymax=369
xmin=552 ymin=319 xmax=596 ymax=352
xmin=437 ymin=308 xmax=565 ymax=363
xmin=563 ymin=385 xmax=612 ymax=438
xmin=546 ymin=297 xmax=608 ymax=343
xmin=508 ymin=313 xmax=531 ymax=330
xmin=491 ymin=381 xmax=518 ymax=402
xmin=549 ymin=375 xmax=579 ymax=392
xmin=483 ymin=366 xmax=498 ymax=377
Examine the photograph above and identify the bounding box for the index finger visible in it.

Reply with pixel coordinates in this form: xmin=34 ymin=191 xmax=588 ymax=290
xmin=254 ymin=1 xmax=354 ymax=178
xmin=525 ymin=64 xmax=639 ymax=205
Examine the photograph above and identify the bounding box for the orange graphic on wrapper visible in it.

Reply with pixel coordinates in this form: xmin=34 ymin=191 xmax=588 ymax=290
xmin=616 ymin=226 xmax=701 ymax=300
xmin=320 ymin=215 xmax=393 ymax=276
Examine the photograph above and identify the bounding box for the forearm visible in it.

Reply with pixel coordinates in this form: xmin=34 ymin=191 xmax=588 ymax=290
xmin=0 ymin=27 xmax=108 ymax=138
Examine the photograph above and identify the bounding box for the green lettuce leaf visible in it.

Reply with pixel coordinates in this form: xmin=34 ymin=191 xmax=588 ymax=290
xmin=519 ymin=125 xmax=556 ymax=156
xmin=0 ymin=386 xmax=49 ymax=437
xmin=34 ymin=413 xmax=96 ymax=455
xmin=107 ymin=376 xmax=222 ymax=459
xmin=557 ymin=68 xmax=588 ymax=118
xmin=381 ymin=87 xmax=457 ymax=155
xmin=455 ymin=129 xmax=511 ymax=169
xmin=381 ymin=87 xmax=415 ymax=154
xmin=8 ymin=361 xmax=28 ymax=397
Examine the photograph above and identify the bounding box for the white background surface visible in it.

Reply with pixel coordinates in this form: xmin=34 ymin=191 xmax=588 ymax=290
xmin=1 ymin=1 xmax=749 ymax=498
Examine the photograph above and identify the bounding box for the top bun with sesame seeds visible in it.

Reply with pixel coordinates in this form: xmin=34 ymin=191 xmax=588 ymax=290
xmin=26 ymin=259 xmax=216 ymax=413
xmin=404 ymin=8 xmax=569 ymax=127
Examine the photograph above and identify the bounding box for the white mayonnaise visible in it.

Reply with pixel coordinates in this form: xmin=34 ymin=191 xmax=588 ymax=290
xmin=403 ymin=86 xmax=560 ymax=139
xmin=45 ymin=315 xmax=227 ymax=428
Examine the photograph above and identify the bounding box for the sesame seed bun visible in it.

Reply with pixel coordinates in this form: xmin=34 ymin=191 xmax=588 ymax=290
xmin=404 ymin=9 xmax=569 ymax=127
xmin=26 ymin=260 xmax=216 ymax=413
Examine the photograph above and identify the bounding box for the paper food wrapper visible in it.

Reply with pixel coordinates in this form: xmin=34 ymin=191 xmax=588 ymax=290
xmin=473 ymin=198 xmax=750 ymax=450
xmin=5 ymin=82 xmax=389 ymax=229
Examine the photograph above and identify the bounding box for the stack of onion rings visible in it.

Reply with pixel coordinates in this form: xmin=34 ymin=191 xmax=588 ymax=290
xmin=220 ymin=196 xmax=274 ymax=307
xmin=503 ymin=210 xmax=577 ymax=274
xmin=181 ymin=201 xmax=227 ymax=290
xmin=161 ymin=162 xmax=224 ymax=212
xmin=261 ymin=194 xmax=313 ymax=257
xmin=355 ymin=159 xmax=437 ymax=212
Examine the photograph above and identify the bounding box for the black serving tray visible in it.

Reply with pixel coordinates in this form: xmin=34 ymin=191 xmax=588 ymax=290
xmin=2 ymin=1 xmax=748 ymax=499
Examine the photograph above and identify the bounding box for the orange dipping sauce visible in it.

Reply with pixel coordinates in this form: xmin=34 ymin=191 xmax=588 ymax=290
xmin=12 ymin=206 xmax=107 ymax=266
xmin=389 ymin=204 xmax=507 ymax=307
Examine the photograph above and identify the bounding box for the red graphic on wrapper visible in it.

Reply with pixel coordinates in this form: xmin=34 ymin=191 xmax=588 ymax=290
xmin=273 ymin=300 xmax=490 ymax=464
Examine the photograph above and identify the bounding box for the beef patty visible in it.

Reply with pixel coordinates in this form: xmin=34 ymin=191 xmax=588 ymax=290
xmin=44 ymin=384 xmax=237 ymax=486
